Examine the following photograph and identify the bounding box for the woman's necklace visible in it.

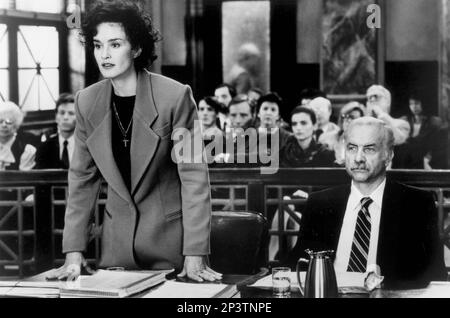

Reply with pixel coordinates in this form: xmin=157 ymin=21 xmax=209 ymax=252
xmin=112 ymin=101 xmax=133 ymax=147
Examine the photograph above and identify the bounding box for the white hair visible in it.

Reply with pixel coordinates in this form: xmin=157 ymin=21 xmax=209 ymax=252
xmin=309 ymin=97 xmax=332 ymax=112
xmin=367 ymin=85 xmax=392 ymax=109
xmin=344 ymin=117 xmax=395 ymax=151
xmin=0 ymin=101 xmax=24 ymax=127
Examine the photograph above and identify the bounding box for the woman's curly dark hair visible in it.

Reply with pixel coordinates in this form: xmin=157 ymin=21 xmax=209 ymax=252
xmin=81 ymin=0 xmax=161 ymax=70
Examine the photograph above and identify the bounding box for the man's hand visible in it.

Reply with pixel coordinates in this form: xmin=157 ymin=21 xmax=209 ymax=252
xmin=45 ymin=252 xmax=93 ymax=281
xmin=177 ymin=256 xmax=223 ymax=282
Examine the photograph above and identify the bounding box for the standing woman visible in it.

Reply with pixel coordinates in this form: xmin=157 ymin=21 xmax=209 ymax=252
xmin=48 ymin=0 xmax=221 ymax=282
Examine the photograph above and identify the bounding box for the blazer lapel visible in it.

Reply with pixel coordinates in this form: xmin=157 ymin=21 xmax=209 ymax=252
xmin=376 ymin=181 xmax=401 ymax=269
xmin=130 ymin=71 xmax=159 ymax=195
xmin=85 ymin=80 xmax=132 ymax=203
xmin=329 ymin=185 xmax=351 ymax=252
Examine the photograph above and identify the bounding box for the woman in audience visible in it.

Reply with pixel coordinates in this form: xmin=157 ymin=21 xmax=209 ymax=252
xmin=280 ymin=106 xmax=335 ymax=167
xmin=0 ymin=101 xmax=37 ymax=171
xmin=256 ymin=92 xmax=291 ymax=152
xmin=392 ymin=92 xmax=446 ymax=169
xmin=319 ymin=101 xmax=365 ymax=165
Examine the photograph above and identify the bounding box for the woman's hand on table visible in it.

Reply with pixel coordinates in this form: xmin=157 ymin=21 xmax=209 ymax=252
xmin=177 ymin=256 xmax=223 ymax=282
xmin=45 ymin=252 xmax=94 ymax=281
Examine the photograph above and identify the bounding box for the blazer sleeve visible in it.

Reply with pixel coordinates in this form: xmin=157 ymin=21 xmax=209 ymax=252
xmin=172 ymin=85 xmax=212 ymax=256
xmin=62 ymin=91 xmax=103 ymax=253
xmin=284 ymin=194 xmax=326 ymax=269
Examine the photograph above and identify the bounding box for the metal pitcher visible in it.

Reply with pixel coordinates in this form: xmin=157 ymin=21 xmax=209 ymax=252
xmin=296 ymin=250 xmax=338 ymax=298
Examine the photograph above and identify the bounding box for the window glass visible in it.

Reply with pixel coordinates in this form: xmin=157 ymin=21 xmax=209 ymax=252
xmin=222 ymin=1 xmax=271 ymax=94
xmin=68 ymin=29 xmax=85 ymax=93
xmin=15 ymin=0 xmax=64 ymax=13
xmin=0 ymin=24 xmax=8 ymax=101
xmin=0 ymin=70 xmax=9 ymax=101
xmin=0 ymin=25 xmax=8 ymax=68
xmin=19 ymin=68 xmax=58 ymax=111
xmin=18 ymin=26 xmax=59 ymax=68
xmin=0 ymin=0 xmax=9 ymax=9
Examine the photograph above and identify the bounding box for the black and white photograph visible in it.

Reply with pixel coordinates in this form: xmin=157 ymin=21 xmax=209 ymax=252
xmin=0 ymin=0 xmax=450 ymax=304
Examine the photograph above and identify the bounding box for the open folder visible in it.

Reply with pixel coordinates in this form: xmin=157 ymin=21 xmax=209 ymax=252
xmin=59 ymin=269 xmax=172 ymax=298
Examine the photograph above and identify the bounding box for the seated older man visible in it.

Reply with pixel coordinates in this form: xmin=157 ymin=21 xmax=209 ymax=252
xmin=366 ymin=85 xmax=410 ymax=145
xmin=285 ymin=117 xmax=446 ymax=289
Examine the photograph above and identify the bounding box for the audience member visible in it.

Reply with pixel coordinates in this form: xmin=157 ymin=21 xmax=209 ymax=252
xmin=319 ymin=101 xmax=365 ymax=165
xmin=225 ymin=42 xmax=261 ymax=95
xmin=214 ymin=83 xmax=236 ymax=130
xmin=35 ymin=93 xmax=76 ymax=169
xmin=366 ymin=85 xmax=410 ymax=145
xmin=392 ymin=93 xmax=447 ymax=169
xmin=256 ymin=92 xmax=291 ymax=151
xmin=309 ymin=97 xmax=340 ymax=140
xmin=247 ymin=87 xmax=264 ymax=110
xmin=0 ymin=101 xmax=37 ymax=171
xmin=280 ymin=106 xmax=335 ymax=167
xmin=214 ymin=95 xmax=256 ymax=165
xmin=198 ymin=96 xmax=224 ymax=164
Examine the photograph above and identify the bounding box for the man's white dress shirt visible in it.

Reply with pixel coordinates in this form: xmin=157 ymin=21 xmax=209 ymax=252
xmin=334 ymin=179 xmax=386 ymax=273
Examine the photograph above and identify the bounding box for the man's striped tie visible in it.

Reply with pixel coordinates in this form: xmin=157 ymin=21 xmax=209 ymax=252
xmin=347 ymin=197 xmax=373 ymax=272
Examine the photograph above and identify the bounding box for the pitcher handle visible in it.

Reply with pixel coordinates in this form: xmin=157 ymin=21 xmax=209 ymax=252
xmin=296 ymin=258 xmax=309 ymax=296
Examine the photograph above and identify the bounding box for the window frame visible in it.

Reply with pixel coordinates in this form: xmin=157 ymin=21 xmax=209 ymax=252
xmin=0 ymin=10 xmax=70 ymax=111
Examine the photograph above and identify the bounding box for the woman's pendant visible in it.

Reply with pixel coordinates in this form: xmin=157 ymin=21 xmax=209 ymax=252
xmin=123 ymin=138 xmax=130 ymax=147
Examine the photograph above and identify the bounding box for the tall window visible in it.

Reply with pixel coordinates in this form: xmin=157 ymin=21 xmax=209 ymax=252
xmin=18 ymin=25 xmax=60 ymax=110
xmin=0 ymin=0 xmax=80 ymax=110
xmin=0 ymin=24 xmax=8 ymax=101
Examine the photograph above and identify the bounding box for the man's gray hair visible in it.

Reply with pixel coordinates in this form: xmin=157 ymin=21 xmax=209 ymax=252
xmin=344 ymin=117 xmax=395 ymax=151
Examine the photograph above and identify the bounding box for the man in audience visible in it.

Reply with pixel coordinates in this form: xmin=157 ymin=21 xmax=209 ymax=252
xmin=214 ymin=83 xmax=235 ymax=108
xmin=247 ymin=87 xmax=263 ymax=110
xmin=309 ymin=97 xmax=339 ymax=141
xmin=214 ymin=83 xmax=236 ymax=130
xmin=35 ymin=93 xmax=76 ymax=169
xmin=214 ymin=95 xmax=255 ymax=165
xmin=366 ymin=85 xmax=410 ymax=145
xmin=286 ymin=117 xmax=447 ymax=289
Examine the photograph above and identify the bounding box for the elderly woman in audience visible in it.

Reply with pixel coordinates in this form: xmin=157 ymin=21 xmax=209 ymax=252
xmin=319 ymin=101 xmax=365 ymax=165
xmin=280 ymin=106 xmax=335 ymax=167
xmin=0 ymin=101 xmax=37 ymax=171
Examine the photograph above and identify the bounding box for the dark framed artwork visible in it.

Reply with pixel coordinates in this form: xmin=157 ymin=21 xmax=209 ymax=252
xmin=321 ymin=0 xmax=378 ymax=96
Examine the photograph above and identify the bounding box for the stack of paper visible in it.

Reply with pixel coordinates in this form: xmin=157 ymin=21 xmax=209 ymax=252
xmin=143 ymin=281 xmax=238 ymax=298
xmin=0 ymin=281 xmax=61 ymax=298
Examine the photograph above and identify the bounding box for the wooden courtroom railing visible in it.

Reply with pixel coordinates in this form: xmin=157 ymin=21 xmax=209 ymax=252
xmin=1 ymin=168 xmax=449 ymax=277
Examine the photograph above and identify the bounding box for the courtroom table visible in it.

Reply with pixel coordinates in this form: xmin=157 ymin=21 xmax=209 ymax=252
xmin=2 ymin=273 xmax=445 ymax=298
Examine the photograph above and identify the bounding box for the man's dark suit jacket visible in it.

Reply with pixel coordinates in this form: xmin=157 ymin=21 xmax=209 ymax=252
xmin=35 ymin=134 xmax=66 ymax=169
xmin=285 ymin=180 xmax=447 ymax=289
